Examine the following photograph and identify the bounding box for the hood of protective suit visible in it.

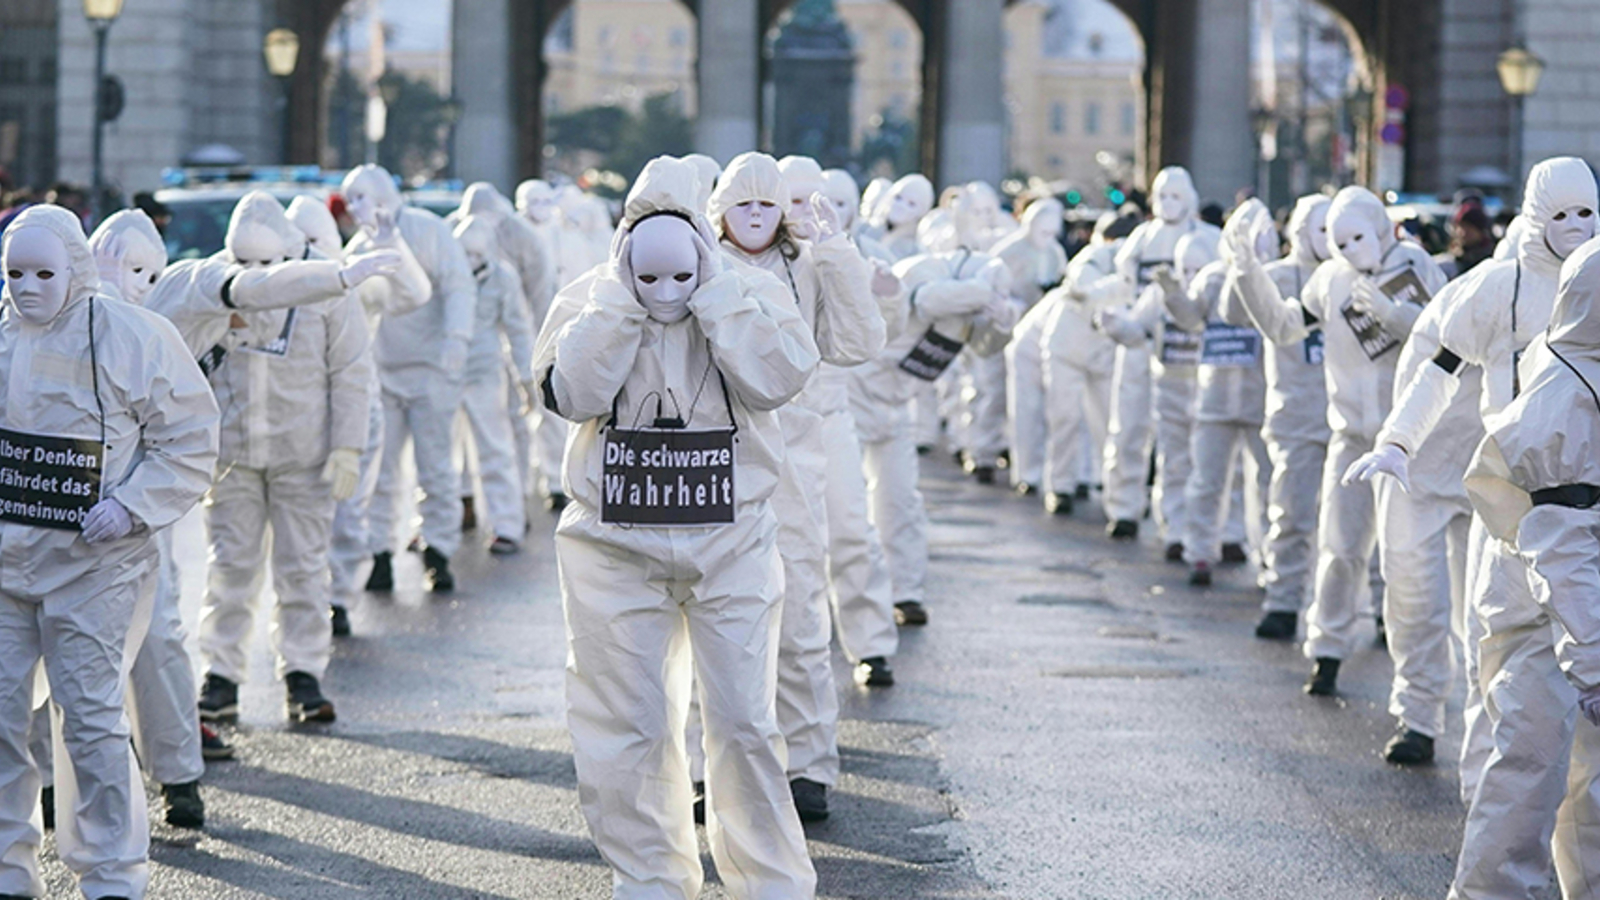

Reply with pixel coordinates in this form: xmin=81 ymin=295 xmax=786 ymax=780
xmin=706 ymin=152 xmax=788 ymax=236
xmin=680 ymin=154 xmax=723 ymax=211
xmin=621 ymin=156 xmax=708 ymax=231
xmin=1 ymin=204 xmax=101 ymax=321
xmin=1020 ymin=197 xmax=1063 ymax=242
xmin=1173 ymin=230 xmax=1220 ymax=282
xmin=1287 ymin=194 xmax=1332 ymax=265
xmin=515 ymin=178 xmax=554 ymax=211
xmin=861 ymin=177 xmax=892 ymax=226
xmin=877 ymin=174 xmax=934 ymax=230
xmin=453 ymin=215 xmax=497 ymax=272
xmin=777 ymin=156 xmax=823 ymax=195
xmin=1494 ymin=216 xmax=1526 ymax=262
xmin=88 ymin=208 xmax=167 ymax=303
xmin=1519 ymin=156 xmax=1598 ymax=272
xmin=458 ymin=182 xmax=516 ymax=222
xmin=225 ymin=190 xmax=304 ymax=264
xmin=821 ymin=169 xmax=860 ymax=229
xmin=285 ymin=195 xmax=343 ymax=260
xmin=1326 ymin=186 xmax=1395 ymax=273
xmin=1546 ymin=236 xmax=1600 ymax=357
xmin=340 ymin=164 xmax=404 ymax=228
xmin=1150 ymin=166 xmax=1198 ymax=224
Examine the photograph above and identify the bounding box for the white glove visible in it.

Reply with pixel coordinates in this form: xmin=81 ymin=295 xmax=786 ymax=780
xmin=870 ymin=260 xmax=900 ymax=297
xmin=322 ymin=447 xmax=362 ymax=502
xmin=810 ymin=192 xmax=842 ymax=242
xmin=81 ymin=498 xmax=133 ymax=544
xmin=1151 ymin=264 xmax=1183 ymax=296
xmin=370 ymin=208 xmax=400 ymax=248
xmin=1349 ymin=276 xmax=1393 ymax=319
xmin=339 ymin=250 xmax=403 ymax=289
xmin=1580 ymin=685 xmax=1600 ymax=728
xmin=1342 ymin=442 xmax=1412 ymax=493
xmin=440 ymin=336 xmax=470 ymax=378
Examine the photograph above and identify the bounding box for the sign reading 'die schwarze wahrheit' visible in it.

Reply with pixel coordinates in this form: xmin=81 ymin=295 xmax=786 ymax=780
xmin=602 ymin=428 xmax=735 ymax=526
xmin=898 ymin=327 xmax=965 ymax=381
xmin=0 ymin=428 xmax=104 ymax=531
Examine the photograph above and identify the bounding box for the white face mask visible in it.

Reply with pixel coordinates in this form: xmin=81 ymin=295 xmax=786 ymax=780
xmin=630 ymin=216 xmax=701 ymax=324
xmin=228 ymin=224 xmax=291 ymax=270
xmin=343 ymin=175 xmax=398 ymax=234
xmin=722 ymin=200 xmax=781 ymax=254
xmin=1306 ymin=205 xmax=1331 ymax=262
xmin=1028 ymin=213 xmax=1061 ymax=247
xmin=1546 ymin=204 xmax=1597 ymax=259
xmin=3 ymin=227 xmax=73 ymax=325
xmin=787 ymin=181 xmax=821 ymax=224
xmin=887 ymin=190 xmax=925 ymax=229
xmin=1332 ymin=217 xmax=1383 ymax=273
xmin=111 ymin=230 xmax=166 ymax=305
xmin=526 ymin=199 xmax=557 ymax=225
xmin=826 ymin=194 xmax=855 ymax=229
xmin=1155 ymin=188 xmax=1187 ymax=224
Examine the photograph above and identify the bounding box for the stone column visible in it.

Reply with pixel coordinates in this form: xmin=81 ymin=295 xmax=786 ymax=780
xmin=936 ymin=0 xmax=1005 ymax=187
xmin=695 ymin=0 xmax=760 ymax=164
xmin=1183 ymin=0 xmax=1254 ymax=205
xmin=453 ymin=0 xmax=516 ymax=190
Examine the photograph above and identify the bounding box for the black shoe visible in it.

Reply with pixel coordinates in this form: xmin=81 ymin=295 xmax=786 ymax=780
xmin=916 ymin=444 xmax=933 ymax=457
xmin=1044 ymin=492 xmax=1074 ymax=515
xmin=40 ymin=785 xmax=52 ymax=831
xmin=330 ymin=604 xmax=351 ymax=638
xmin=1375 ymin=614 xmax=1387 ymax=648
xmin=972 ymin=465 xmax=996 ymax=485
xmin=894 ymin=600 xmax=928 ymax=626
xmin=198 ymin=673 xmax=239 ymax=722
xmin=200 ymin=723 xmax=234 ymax=761
xmin=1074 ymin=483 xmax=1091 ymax=501
xmin=364 ymin=552 xmax=394 ymax=592
xmin=1164 ymin=542 xmax=1184 ymax=563
xmin=488 ymin=536 xmax=520 ymax=555
xmin=285 ymin=671 xmax=336 ymax=723
xmin=995 ymin=449 xmax=1011 ymax=470
xmin=461 ymin=496 xmax=478 ymax=532
xmin=423 ymin=546 xmax=455 ymax=593
xmin=1304 ymin=657 xmax=1340 ymax=696
xmin=1221 ymin=542 xmax=1249 ymax=564
xmin=855 ymin=656 xmax=895 ymax=687
xmin=161 ymin=780 xmax=204 ymax=829
xmin=693 ymin=780 xmax=706 ymax=825
xmin=1108 ymin=519 xmax=1138 ymax=540
xmin=1383 ymin=727 xmax=1435 ymax=766
xmin=406 ymin=535 xmax=425 ymax=554
xmin=955 ymin=449 xmax=971 ymax=470
xmin=791 ymin=778 xmax=829 ymax=822
xmin=545 ymin=492 xmax=569 ymax=512
xmin=1254 ymin=611 xmax=1298 ymax=641
xmin=1189 ymin=562 xmax=1212 ymax=587
xmin=1015 ymin=483 xmax=1039 ymax=497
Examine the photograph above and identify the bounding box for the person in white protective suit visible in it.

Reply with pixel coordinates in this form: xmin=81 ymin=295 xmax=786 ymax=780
xmin=993 ymin=198 xmax=1069 ymax=499
xmin=860 ymin=177 xmax=893 ymax=229
xmin=1348 ymin=156 xmax=1597 ymax=833
xmin=1462 ymin=235 xmax=1600 ymax=900
xmin=848 ymin=231 xmax=1018 ymax=629
xmin=861 ymin=175 xmax=939 ymax=460
xmin=188 ymin=192 xmax=373 ymax=725
xmin=1230 ymin=185 xmax=1446 ymax=696
xmin=1101 ymin=225 xmax=1220 ymax=556
xmin=0 ymin=205 xmax=219 ymax=900
xmin=532 ymin=156 xmax=820 ymax=900
xmin=683 ymin=154 xmax=724 ymax=211
xmin=1223 ymin=194 xmax=1334 ymax=640
xmin=945 ymin=186 xmax=1018 ymax=481
xmin=1037 ymin=212 xmax=1137 ymax=512
xmin=342 ymin=164 xmax=477 ymax=595
xmin=1163 ymin=200 xmax=1275 ymax=586
xmin=712 ymin=152 xmax=884 ymax=820
xmin=514 ymin=179 xmax=573 ymax=511
xmin=816 ymin=166 xmax=907 ymax=686
xmin=451 ymin=216 xmax=536 ymax=553
xmin=449 ymin=183 xmax=553 ymax=531
xmin=1103 ymin=166 xmax=1220 ymax=541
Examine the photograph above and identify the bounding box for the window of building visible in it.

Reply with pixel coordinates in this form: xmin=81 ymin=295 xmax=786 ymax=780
xmin=0 ymin=59 xmax=24 ymax=85
xmin=1121 ymin=102 xmax=1135 ymax=136
xmin=1084 ymin=102 xmax=1101 ymax=136
xmin=1050 ymin=101 xmax=1065 ymax=135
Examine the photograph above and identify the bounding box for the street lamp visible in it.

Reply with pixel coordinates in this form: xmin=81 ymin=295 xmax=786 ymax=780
xmin=263 ymin=28 xmax=300 ymax=163
xmin=1497 ymin=44 xmax=1545 ymax=201
xmin=83 ymin=0 xmax=124 ymax=225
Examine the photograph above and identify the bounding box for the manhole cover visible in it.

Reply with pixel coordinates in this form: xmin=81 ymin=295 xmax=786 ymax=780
xmin=1046 ymin=665 xmax=1186 ymax=680
xmin=1097 ymin=625 xmax=1163 ymax=640
xmin=1038 ymin=562 xmax=1105 ymax=579
xmin=1017 ymin=594 xmax=1112 ymax=609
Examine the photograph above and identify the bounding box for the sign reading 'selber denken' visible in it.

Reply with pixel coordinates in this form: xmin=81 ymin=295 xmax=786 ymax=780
xmin=0 ymin=428 xmax=104 ymax=531
xmin=602 ymin=428 xmax=735 ymax=526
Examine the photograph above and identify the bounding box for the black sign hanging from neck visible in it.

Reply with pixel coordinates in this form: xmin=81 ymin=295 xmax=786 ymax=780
xmin=601 ymin=428 xmax=736 ymax=526
xmin=0 ymin=428 xmax=104 ymax=531
xmin=898 ymin=326 xmax=966 ymax=381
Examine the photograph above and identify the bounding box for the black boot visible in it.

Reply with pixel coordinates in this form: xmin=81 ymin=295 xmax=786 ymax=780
xmin=1221 ymin=542 xmax=1249 ymax=564
xmin=1164 ymin=542 xmax=1184 ymax=563
xmin=364 ymin=552 xmax=394 ymax=592
xmin=285 ymin=671 xmax=336 ymax=723
xmin=1304 ymin=657 xmax=1340 ymax=696
xmin=423 ymin=546 xmax=455 ymax=593
xmin=1188 ymin=562 xmax=1212 ymax=587
xmin=1044 ymin=492 xmax=1073 ymax=515
xmin=1254 ymin=611 xmax=1298 ymax=641
xmin=1073 ymin=483 xmax=1091 ymax=501
xmin=972 ymin=465 xmax=996 ymax=485
xmin=791 ymin=778 xmax=829 ymax=822
xmin=40 ymin=785 xmax=52 ymax=831
xmin=545 ymin=492 xmax=569 ymax=512
xmin=330 ymin=604 xmax=352 ymax=638
xmin=1383 ymin=727 xmax=1435 ymax=765
xmin=460 ymin=496 xmax=478 ymax=532
xmin=894 ymin=600 xmax=928 ymax=626
xmin=201 ymin=723 xmax=235 ymax=761
xmin=197 ymin=673 xmax=239 ymax=722
xmin=1015 ymin=483 xmax=1039 ymax=497
xmin=162 ymin=780 xmax=204 ymax=829
xmin=1108 ymin=519 xmax=1138 ymax=540
xmin=692 ymin=780 xmax=706 ymax=825
xmin=855 ymin=656 xmax=895 ymax=687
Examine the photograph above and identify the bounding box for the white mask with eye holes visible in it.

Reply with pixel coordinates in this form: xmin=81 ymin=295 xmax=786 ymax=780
xmin=1306 ymin=203 xmax=1331 ymax=262
xmin=1331 ymin=215 xmax=1383 ymax=273
xmin=113 ymin=229 xmax=166 ymax=305
xmin=3 ymin=227 xmax=73 ymax=326
xmin=722 ymin=199 xmax=781 ymax=254
xmin=228 ymin=223 xmax=291 ymax=270
xmin=630 ymin=216 xmax=701 ymax=324
xmin=1154 ymin=188 xmax=1188 ymax=224
xmin=1546 ymin=204 xmax=1597 ymax=259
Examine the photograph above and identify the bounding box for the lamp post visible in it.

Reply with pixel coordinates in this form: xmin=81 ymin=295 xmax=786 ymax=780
xmin=1497 ymin=44 xmax=1545 ymax=203
xmin=83 ymin=0 xmax=124 ymax=226
xmin=263 ymin=29 xmax=300 ymax=164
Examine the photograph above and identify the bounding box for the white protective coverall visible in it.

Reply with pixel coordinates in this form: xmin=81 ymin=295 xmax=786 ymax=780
xmin=1039 ymin=219 xmax=1128 ymax=501
xmin=1165 ymin=202 xmax=1273 ymax=570
xmin=862 ymin=175 xmax=939 ymax=450
xmin=86 ymin=210 xmax=206 ymax=789
xmin=848 ymin=245 xmax=1016 ymax=609
xmin=712 ymin=152 xmax=883 ymax=788
xmin=1230 ymin=186 xmax=1447 ymax=674
xmin=515 ymin=179 xmax=573 ymax=504
xmin=1228 ymin=195 xmax=1333 ymax=620
xmin=1105 ymin=167 xmax=1220 ymax=534
xmin=535 ymin=157 xmax=819 ymax=899
xmin=343 ymin=165 xmax=476 ymax=563
xmin=194 ymin=194 xmax=373 ymax=685
xmin=453 ymin=216 xmax=536 ymax=543
xmin=994 ymin=199 xmax=1069 ymax=493
xmin=0 ymin=205 xmax=219 ymax=899
xmin=1462 ymin=235 xmax=1600 ymax=900
xmin=950 ymin=185 xmax=1018 ymax=474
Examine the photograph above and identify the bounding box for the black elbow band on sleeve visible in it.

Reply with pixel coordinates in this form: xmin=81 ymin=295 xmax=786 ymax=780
xmin=540 ymin=369 xmax=562 ymax=415
xmin=1432 ymin=348 xmax=1463 ymax=375
xmin=1301 ymin=307 xmax=1319 ymax=327
xmin=220 ymin=275 xmax=238 ymax=309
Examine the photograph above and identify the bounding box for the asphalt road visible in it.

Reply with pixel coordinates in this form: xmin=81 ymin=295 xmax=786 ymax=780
xmin=36 ymin=455 xmax=1470 ymax=899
